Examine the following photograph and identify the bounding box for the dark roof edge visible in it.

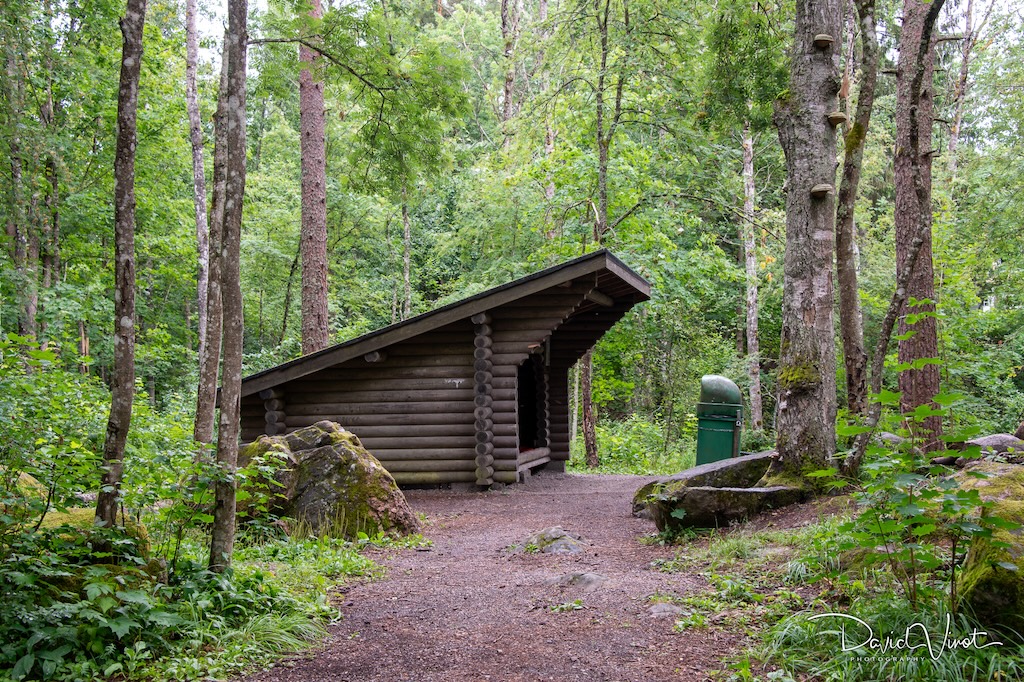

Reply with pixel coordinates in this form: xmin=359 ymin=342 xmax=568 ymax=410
xmin=239 ymin=249 xmax=648 ymax=396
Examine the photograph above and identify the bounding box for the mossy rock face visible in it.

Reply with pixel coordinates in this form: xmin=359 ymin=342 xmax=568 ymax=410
xmin=632 ymin=451 xmax=775 ymax=517
xmin=38 ymin=507 xmax=151 ymax=559
xmin=239 ymin=421 xmax=419 ymax=539
xmin=648 ymin=485 xmax=805 ymax=531
xmin=955 ymin=463 xmax=1024 ymax=635
xmin=634 ymin=451 xmax=806 ymax=530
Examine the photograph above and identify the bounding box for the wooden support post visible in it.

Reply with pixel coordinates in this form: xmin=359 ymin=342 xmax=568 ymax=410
xmin=473 ymin=313 xmax=494 ymax=486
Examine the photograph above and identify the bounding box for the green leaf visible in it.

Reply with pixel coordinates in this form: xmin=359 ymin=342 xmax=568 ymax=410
xmin=985 ymin=517 xmax=1023 ymax=531
xmin=147 ymin=610 xmax=184 ymax=627
xmin=106 ymin=616 xmax=134 ymax=639
xmin=932 ymin=392 xmax=966 ymax=408
xmin=837 ymin=423 xmax=872 ymax=437
xmin=115 ymin=589 xmax=151 ymax=605
xmin=670 ymin=508 xmax=687 ymax=520
xmin=872 ymin=389 xmax=901 ymax=406
xmin=96 ymin=595 xmax=119 ymax=613
xmin=12 ymin=653 xmax=34 ymax=681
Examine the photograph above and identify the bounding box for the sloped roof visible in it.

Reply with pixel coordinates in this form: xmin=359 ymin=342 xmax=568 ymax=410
xmin=240 ymin=249 xmax=650 ymax=397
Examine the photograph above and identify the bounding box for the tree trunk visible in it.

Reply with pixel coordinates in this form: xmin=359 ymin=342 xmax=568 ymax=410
xmin=78 ymin=319 xmax=90 ymax=374
xmin=280 ymin=242 xmax=300 ymax=344
xmin=580 ymin=349 xmax=598 ymax=468
xmin=194 ymin=35 xmax=229 ymax=448
xmin=946 ymin=0 xmax=991 ymax=180
xmin=96 ymin=0 xmax=146 ymax=529
xmin=185 ymin=0 xmax=210 ymax=363
xmin=741 ymin=122 xmax=764 ymax=431
xmin=2 ymin=48 xmax=33 ymax=337
xmin=1015 ymin=420 xmax=1024 ymax=441
xmin=540 ymin=0 xmax=555 ymax=213
xmin=499 ymin=0 xmax=520 ymax=146
xmin=835 ymin=0 xmax=877 ymax=416
xmin=770 ymin=0 xmax=841 ymax=482
xmin=402 ymin=188 xmax=412 ymax=320
xmin=843 ymin=0 xmax=945 ymax=474
xmin=594 ymin=0 xmax=611 ymax=240
xmin=209 ymin=0 xmax=247 ymax=573
xmin=895 ymin=0 xmax=941 ymax=447
xmin=299 ymin=0 xmax=329 ymax=355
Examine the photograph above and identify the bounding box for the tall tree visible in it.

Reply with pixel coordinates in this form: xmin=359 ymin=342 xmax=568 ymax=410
xmin=740 ymin=122 xmax=764 ymax=431
xmin=844 ymin=0 xmax=946 ymax=474
xmin=895 ymin=0 xmax=941 ymax=444
xmin=946 ymin=0 xmax=993 ymax=180
xmin=96 ymin=0 xmax=147 ymax=529
xmin=299 ymin=0 xmax=330 ymax=354
xmin=769 ymin=0 xmax=841 ymax=480
xmin=209 ymin=0 xmax=248 ymax=572
xmin=835 ymin=0 xmax=878 ymax=416
xmin=185 ymin=0 xmax=210 ymax=366
xmin=194 ymin=38 xmax=229 ymax=448
xmin=499 ymin=0 xmax=521 ymax=146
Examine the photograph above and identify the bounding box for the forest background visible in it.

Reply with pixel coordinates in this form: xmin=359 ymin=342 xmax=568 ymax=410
xmin=2 ymin=0 xmax=1024 ymax=678
xmin=3 ymin=0 xmax=1022 ymax=472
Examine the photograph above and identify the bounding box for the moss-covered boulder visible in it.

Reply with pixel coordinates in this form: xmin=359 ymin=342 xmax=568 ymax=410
xmin=239 ymin=420 xmax=419 ymax=538
xmin=632 ymin=451 xmax=776 ymax=515
xmin=955 ymin=463 xmax=1024 ymax=635
xmin=635 ymin=452 xmax=805 ymax=531
xmin=38 ymin=507 xmax=152 ymax=559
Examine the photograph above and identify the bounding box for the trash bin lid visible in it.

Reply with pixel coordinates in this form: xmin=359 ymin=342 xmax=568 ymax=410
xmin=699 ymin=374 xmax=742 ymax=405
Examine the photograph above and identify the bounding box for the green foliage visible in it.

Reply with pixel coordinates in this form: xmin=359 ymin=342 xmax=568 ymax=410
xmin=763 ymin=603 xmax=1024 ymax=682
xmin=568 ymin=414 xmax=696 ymax=475
xmin=827 ymin=398 xmax=1020 ymax=613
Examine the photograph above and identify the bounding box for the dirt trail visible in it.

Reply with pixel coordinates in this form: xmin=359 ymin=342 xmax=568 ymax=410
xmin=244 ymin=472 xmax=744 ymax=682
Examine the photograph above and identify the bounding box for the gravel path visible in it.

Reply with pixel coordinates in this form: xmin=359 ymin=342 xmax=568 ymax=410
xmin=243 ymin=472 xmax=744 ymax=682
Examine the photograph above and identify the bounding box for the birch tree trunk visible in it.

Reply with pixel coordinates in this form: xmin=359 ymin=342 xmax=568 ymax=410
xmin=299 ymin=0 xmax=329 ymax=355
xmin=741 ymin=122 xmax=764 ymax=430
xmin=499 ymin=0 xmax=520 ymax=146
xmin=769 ymin=0 xmax=841 ymax=481
xmin=835 ymin=0 xmax=877 ymax=416
xmin=402 ymin=185 xmax=412 ymax=320
xmin=185 ymin=0 xmax=210 ymax=361
xmin=947 ymin=0 xmax=991 ymax=180
xmin=209 ymin=0 xmax=247 ymax=572
xmin=895 ymin=0 xmax=941 ymax=447
xmin=96 ymin=0 xmax=146 ymax=529
xmin=194 ymin=37 xmax=228 ymax=447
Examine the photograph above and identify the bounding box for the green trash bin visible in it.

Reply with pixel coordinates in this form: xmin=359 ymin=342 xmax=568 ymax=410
xmin=695 ymin=375 xmax=743 ymax=465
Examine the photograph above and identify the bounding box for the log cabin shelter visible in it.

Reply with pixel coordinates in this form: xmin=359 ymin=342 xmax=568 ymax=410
xmin=239 ymin=249 xmax=651 ymax=487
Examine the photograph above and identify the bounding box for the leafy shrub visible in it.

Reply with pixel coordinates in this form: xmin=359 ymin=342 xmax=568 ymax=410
xmin=568 ymin=414 xmax=696 ymax=475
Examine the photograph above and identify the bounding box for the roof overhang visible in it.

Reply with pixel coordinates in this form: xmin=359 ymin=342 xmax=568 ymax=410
xmin=239 ymin=249 xmax=650 ymax=397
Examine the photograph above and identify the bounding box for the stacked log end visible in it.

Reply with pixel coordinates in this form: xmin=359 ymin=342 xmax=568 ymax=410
xmin=260 ymin=388 xmax=287 ymax=435
xmin=471 ymin=312 xmax=495 ymax=486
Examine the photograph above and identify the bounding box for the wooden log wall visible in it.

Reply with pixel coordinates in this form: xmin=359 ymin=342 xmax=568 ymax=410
xmin=547 ymin=364 xmax=571 ymax=466
xmin=270 ymin=323 xmax=477 ymax=486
